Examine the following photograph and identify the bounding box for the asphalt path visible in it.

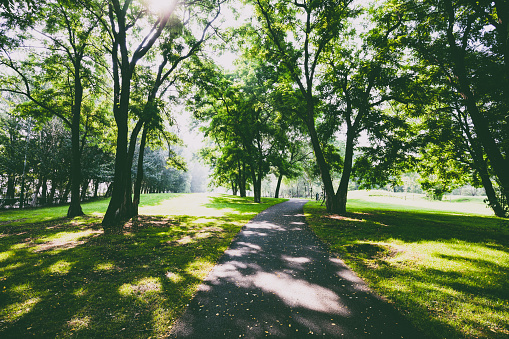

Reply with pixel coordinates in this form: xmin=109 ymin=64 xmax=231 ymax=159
xmin=170 ymin=199 xmax=426 ymax=338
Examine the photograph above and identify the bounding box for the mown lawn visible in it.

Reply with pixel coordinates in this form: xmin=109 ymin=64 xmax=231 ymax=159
xmin=304 ymin=198 xmax=509 ymax=339
xmin=0 ymin=193 xmax=285 ymax=338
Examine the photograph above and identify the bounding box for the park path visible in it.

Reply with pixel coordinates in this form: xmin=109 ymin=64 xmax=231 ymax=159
xmin=170 ymin=199 xmax=425 ymax=338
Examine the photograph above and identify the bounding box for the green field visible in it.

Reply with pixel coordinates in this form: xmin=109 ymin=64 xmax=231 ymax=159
xmin=305 ymin=192 xmax=509 ymax=339
xmin=2 ymin=191 xmax=507 ymax=338
xmin=0 ymin=193 xmax=285 ymax=338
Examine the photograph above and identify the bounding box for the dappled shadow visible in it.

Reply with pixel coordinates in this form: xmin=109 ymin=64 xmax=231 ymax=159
xmin=0 ymin=212 xmax=242 ymax=338
xmin=307 ymin=202 xmax=509 ymax=338
xmin=358 ymin=255 xmax=509 ymax=338
xmin=317 ymin=207 xmax=509 ymax=246
xmin=170 ymin=200 xmax=425 ymax=338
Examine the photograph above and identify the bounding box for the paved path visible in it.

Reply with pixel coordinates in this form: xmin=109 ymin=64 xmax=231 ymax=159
xmin=170 ymin=199 xmax=425 ymax=338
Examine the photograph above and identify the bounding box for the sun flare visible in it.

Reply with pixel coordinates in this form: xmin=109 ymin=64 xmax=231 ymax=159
xmin=146 ymin=0 xmax=178 ymax=14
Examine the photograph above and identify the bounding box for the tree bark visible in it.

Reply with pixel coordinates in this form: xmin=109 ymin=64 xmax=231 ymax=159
xmin=133 ymin=125 xmax=148 ymax=215
xmin=238 ymin=162 xmax=247 ymax=197
xmin=60 ymin=181 xmax=71 ymax=204
xmin=41 ymin=178 xmax=47 ymax=205
xmin=335 ymin=130 xmax=356 ymax=214
xmin=274 ymin=172 xmax=283 ymax=198
xmin=305 ymin=108 xmax=338 ymax=213
xmin=93 ymin=180 xmax=99 ymax=198
xmin=252 ymin=171 xmax=262 ymax=203
xmin=6 ymin=174 xmax=15 ymax=199
xmin=67 ymin=58 xmax=84 ymax=217
xmin=231 ymin=179 xmax=238 ymax=195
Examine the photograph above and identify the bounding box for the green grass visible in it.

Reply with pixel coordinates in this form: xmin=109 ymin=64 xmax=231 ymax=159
xmin=0 ymin=193 xmax=286 ymax=338
xmin=304 ymin=197 xmax=509 ymax=339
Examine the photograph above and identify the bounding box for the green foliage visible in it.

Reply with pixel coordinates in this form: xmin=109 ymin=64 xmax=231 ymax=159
xmin=134 ymin=148 xmax=190 ymax=193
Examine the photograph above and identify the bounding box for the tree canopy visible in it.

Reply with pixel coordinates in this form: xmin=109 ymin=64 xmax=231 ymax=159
xmin=1 ymin=0 xmax=508 ymax=230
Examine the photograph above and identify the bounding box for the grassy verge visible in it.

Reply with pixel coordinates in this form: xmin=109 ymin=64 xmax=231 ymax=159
xmin=304 ymin=198 xmax=509 ymax=339
xmin=0 ymin=193 xmax=285 ymax=338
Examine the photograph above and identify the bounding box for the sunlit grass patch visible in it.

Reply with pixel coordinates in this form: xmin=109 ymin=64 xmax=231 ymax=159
xmin=34 ymin=230 xmax=101 ymax=253
xmin=93 ymin=262 xmax=116 ymax=271
xmin=44 ymin=260 xmax=73 ymax=275
xmin=1 ymin=297 xmax=41 ymax=323
xmin=185 ymin=258 xmax=216 ymax=280
xmin=0 ymin=250 xmax=14 ymax=262
xmin=305 ymin=199 xmax=509 ymax=339
xmin=67 ymin=315 xmax=91 ymax=331
xmin=119 ymin=277 xmax=162 ymax=297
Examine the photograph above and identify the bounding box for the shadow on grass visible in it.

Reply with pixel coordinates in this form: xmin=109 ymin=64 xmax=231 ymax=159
xmin=314 ymin=201 xmax=509 ymax=246
xmin=305 ymin=200 xmax=509 ymax=339
xmin=0 ymin=217 xmax=239 ymax=338
xmin=0 ymin=194 xmax=284 ymax=338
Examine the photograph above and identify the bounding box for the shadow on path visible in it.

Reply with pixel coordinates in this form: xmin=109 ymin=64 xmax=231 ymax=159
xmin=170 ymin=199 xmax=425 ymax=338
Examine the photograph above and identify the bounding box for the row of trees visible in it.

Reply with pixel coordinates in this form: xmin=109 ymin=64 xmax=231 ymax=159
xmin=1 ymin=0 xmax=507 ymax=229
xmin=190 ymin=0 xmax=508 ymax=217
xmin=0 ymin=114 xmax=192 ymax=208
xmin=1 ymin=0 xmax=224 ymax=232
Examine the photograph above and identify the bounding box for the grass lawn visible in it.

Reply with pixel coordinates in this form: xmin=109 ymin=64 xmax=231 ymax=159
xmin=304 ymin=192 xmax=509 ymax=339
xmin=0 ymin=193 xmax=285 ymax=338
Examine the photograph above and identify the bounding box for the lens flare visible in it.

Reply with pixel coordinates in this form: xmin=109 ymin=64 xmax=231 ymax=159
xmin=146 ymin=0 xmax=177 ymax=15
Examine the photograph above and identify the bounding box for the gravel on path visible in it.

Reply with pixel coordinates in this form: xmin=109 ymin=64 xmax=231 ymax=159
xmin=170 ymin=199 xmax=425 ymax=338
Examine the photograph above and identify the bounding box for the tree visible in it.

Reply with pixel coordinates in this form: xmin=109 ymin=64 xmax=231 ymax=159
xmin=190 ymin=55 xmax=297 ymax=203
xmin=128 ymin=4 xmax=221 ymax=214
xmin=100 ymin=0 xmax=224 ymax=231
xmin=392 ymin=0 xmax=509 ymax=215
xmin=250 ymin=0 xmax=352 ymax=212
xmin=417 ymin=143 xmax=469 ymax=201
xmin=251 ymin=0 xmax=414 ymax=214
xmin=0 ymin=0 xmax=107 ymax=217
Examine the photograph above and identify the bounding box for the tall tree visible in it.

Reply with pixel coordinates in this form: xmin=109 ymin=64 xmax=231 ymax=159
xmin=251 ymin=0 xmax=352 ymax=212
xmin=100 ymin=0 xmax=224 ymax=231
xmin=0 ymin=0 xmax=106 ymax=217
xmin=393 ymin=0 xmax=509 ymax=215
xmin=251 ymin=0 xmax=413 ymax=214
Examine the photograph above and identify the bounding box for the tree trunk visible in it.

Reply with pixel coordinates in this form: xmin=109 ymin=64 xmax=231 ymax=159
xmin=60 ymin=181 xmax=71 ymax=204
xmin=274 ymin=172 xmax=283 ymax=198
xmin=334 ymin=130 xmax=356 ymax=214
xmin=133 ymin=125 xmax=148 ymax=215
xmin=102 ymin=7 xmax=135 ymax=231
xmin=6 ymin=174 xmax=15 ymax=199
xmin=31 ymin=179 xmax=42 ymax=207
xmin=93 ymin=180 xmax=99 ymax=198
xmin=252 ymin=171 xmax=261 ymax=203
xmin=41 ymin=178 xmax=47 ymax=205
xmin=461 ymin=89 xmax=509 ymax=205
xmin=105 ymin=182 xmax=113 ymax=197
xmin=102 ymin=123 xmax=134 ymax=230
xmin=81 ymin=180 xmax=90 ymax=201
xmin=238 ymin=162 xmax=247 ymax=197
xmin=467 ymin=128 xmax=507 ymax=217
xmin=305 ymin=108 xmax=337 ymax=213
xmin=48 ymin=179 xmax=56 ymax=205
xmin=67 ymin=58 xmax=84 ymax=218
xmin=231 ymin=179 xmax=238 ymax=195
xmin=101 ymin=100 xmax=135 ymax=229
